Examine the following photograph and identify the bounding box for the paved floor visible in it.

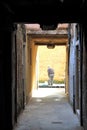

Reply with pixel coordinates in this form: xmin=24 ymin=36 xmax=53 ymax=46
xmin=13 ymin=88 xmax=84 ymax=130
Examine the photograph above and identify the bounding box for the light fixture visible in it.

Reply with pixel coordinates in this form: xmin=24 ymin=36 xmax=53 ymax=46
xmin=47 ymin=44 xmax=55 ymax=49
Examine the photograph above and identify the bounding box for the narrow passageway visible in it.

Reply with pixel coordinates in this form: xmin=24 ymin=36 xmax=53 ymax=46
xmin=13 ymin=88 xmax=84 ymax=130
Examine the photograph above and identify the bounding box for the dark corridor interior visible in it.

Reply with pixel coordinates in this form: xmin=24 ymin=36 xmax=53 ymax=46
xmin=0 ymin=1 xmax=87 ymax=130
xmin=0 ymin=0 xmax=87 ymax=26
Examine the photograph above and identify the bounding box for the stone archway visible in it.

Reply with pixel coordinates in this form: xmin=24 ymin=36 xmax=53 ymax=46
xmin=26 ymin=29 xmax=69 ymax=98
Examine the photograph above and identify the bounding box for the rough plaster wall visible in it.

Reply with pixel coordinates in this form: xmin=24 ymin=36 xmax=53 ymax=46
xmin=68 ymin=24 xmax=76 ymax=106
xmin=69 ymin=42 xmax=74 ymax=105
xmin=16 ymin=24 xmax=25 ymax=115
xmin=38 ymin=46 xmax=66 ymax=82
xmin=82 ymin=31 xmax=87 ymax=129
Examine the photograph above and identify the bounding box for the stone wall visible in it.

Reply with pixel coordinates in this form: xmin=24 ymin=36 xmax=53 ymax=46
xmin=16 ymin=24 xmax=26 ymax=115
xmin=82 ymin=25 xmax=87 ymax=129
xmin=69 ymin=42 xmax=74 ymax=105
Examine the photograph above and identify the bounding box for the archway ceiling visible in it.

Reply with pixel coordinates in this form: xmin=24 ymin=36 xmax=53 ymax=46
xmin=33 ymin=38 xmax=68 ymax=46
xmin=0 ymin=0 xmax=87 ymax=27
xmin=27 ymin=31 xmax=68 ymax=46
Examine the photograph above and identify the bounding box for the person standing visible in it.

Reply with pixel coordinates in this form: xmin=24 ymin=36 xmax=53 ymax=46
xmin=47 ymin=66 xmax=54 ymax=85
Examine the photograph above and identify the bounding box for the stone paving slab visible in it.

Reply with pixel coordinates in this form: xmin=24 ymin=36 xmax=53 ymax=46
xmin=13 ymin=88 xmax=84 ymax=130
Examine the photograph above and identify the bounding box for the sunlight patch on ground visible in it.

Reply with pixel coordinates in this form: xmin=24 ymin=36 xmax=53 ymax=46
xmin=32 ymin=88 xmax=65 ymax=98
